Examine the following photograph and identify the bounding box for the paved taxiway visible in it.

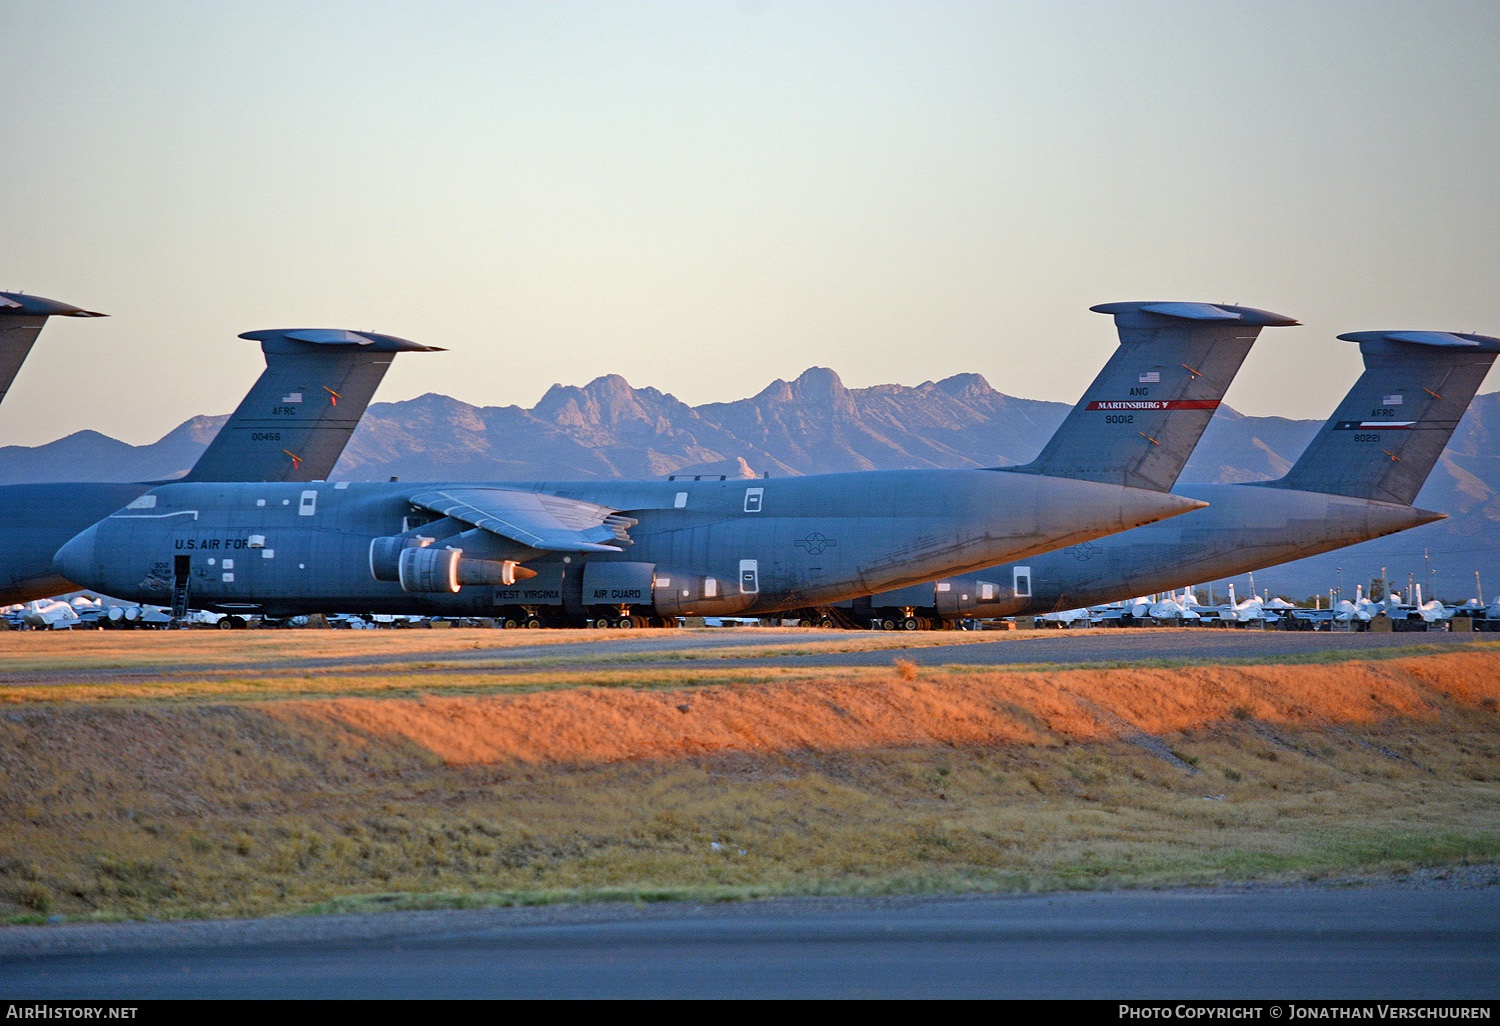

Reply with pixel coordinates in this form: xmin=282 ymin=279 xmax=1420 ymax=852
xmin=3 ymin=883 xmax=1496 ymax=998
xmin=773 ymin=627 xmax=1485 ymax=669
xmin=384 ymin=626 xmax=1484 ymax=672
xmin=1 ymin=628 xmax=1484 ymax=688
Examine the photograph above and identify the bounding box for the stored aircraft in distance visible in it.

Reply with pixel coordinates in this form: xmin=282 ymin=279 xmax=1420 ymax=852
xmin=836 ymin=328 xmax=1498 ymax=628
xmin=55 ymin=301 xmax=1299 ymax=625
xmin=0 ymin=292 xmax=106 ymax=409
xmin=0 ymin=328 xmax=440 ymax=604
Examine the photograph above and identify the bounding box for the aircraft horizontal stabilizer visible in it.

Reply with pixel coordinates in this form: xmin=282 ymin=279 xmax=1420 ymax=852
xmin=0 ymin=293 xmax=107 ymax=318
xmin=408 ymin=488 xmax=638 ymax=553
xmin=238 ymin=328 xmax=444 ymax=352
xmin=1090 ymin=302 xmax=1299 ymax=327
xmin=1335 ymin=330 xmax=1500 ymax=351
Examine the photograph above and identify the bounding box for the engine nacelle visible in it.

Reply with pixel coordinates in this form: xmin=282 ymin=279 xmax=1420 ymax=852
xmin=394 ymin=544 xmax=534 ymax=593
xmin=398 ymin=545 xmax=460 ymax=593
xmin=370 ymin=535 xmax=435 ymax=582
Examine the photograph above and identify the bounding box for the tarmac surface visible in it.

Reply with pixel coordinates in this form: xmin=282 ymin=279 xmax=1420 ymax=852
xmin=357 ymin=625 xmax=1484 ymax=671
xmin=3 ymin=878 xmax=1498 ymax=998
xmin=1 ymin=626 xmax=1486 ymax=688
xmin=771 ymin=627 xmax=1484 ymax=668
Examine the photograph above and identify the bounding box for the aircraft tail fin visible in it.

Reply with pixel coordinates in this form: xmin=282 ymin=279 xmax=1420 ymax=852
xmin=0 ymin=292 xmax=106 ymax=407
xmin=1270 ymin=330 xmax=1500 ymax=505
xmin=182 ymin=328 xmax=443 ymax=483
xmin=1008 ymin=301 xmax=1298 ymax=490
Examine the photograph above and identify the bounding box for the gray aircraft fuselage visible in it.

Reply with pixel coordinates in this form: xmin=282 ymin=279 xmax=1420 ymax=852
xmin=848 ymin=482 xmax=1440 ymax=620
xmin=0 ymin=483 xmax=153 ymax=604
xmin=0 ymin=328 xmax=435 ymax=606
xmin=54 ymin=471 xmax=1204 ymax=619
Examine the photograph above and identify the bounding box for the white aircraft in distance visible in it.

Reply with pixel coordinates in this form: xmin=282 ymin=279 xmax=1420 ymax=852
xmin=1216 ymin=584 xmax=1269 ymax=624
xmin=1038 ymin=606 xmax=1092 ymax=626
xmin=1334 ymin=586 xmax=1374 ymax=624
xmin=1077 ymin=601 xmax=1138 ymax=627
xmin=1148 ymin=591 xmax=1202 ymax=622
xmin=22 ymin=599 xmax=79 ymax=629
xmin=104 ymin=604 xmax=172 ymax=629
xmin=1393 ymin=584 xmax=1453 ymax=624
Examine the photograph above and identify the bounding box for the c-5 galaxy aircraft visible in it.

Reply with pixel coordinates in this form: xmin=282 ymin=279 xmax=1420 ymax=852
xmin=0 ymin=291 xmax=106 ymax=409
xmin=55 ymin=301 xmax=1297 ymax=625
xmin=0 ymin=328 xmax=439 ymax=604
xmin=838 ymin=328 xmax=1498 ymax=627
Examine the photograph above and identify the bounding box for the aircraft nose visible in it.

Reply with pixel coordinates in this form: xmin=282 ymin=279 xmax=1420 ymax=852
xmin=53 ymin=522 xmax=100 ymax=585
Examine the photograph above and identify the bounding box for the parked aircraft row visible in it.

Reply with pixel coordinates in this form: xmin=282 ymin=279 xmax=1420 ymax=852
xmin=1 ymin=597 xmax=420 ymax=631
xmin=1 ymin=292 xmax=1492 ymax=629
xmin=11 ymin=584 xmax=1487 ymax=632
xmin=1029 ymin=582 xmax=1494 ymax=631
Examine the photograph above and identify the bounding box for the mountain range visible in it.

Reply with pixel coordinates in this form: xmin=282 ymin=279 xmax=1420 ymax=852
xmin=3 ymin=367 xmax=1496 ymax=602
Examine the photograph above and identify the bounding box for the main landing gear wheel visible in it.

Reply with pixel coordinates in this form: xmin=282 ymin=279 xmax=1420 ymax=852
xmin=902 ymin=616 xmax=919 ymax=631
xmin=501 ymin=618 xmax=519 ymax=629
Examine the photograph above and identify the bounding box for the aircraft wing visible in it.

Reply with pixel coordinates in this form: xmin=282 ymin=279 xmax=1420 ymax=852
xmin=408 ymin=487 xmax=638 ymax=552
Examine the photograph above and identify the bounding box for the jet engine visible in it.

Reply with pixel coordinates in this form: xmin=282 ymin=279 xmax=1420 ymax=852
xmin=393 ymin=546 xmax=535 ymax=593
xmin=370 ymin=535 xmax=535 ymax=593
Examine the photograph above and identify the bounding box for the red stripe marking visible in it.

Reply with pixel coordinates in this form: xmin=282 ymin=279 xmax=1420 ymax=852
xmin=1086 ymin=399 xmax=1222 ymax=411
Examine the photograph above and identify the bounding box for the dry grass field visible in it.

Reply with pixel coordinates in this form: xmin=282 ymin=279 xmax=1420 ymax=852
xmin=0 ymin=625 xmax=1009 ymax=676
xmin=1 ymin=631 xmax=1497 ymax=923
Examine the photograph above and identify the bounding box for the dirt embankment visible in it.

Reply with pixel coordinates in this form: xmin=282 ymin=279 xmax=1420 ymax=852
xmin=4 ymin=648 xmax=1499 ymax=920
xmin=269 ymin=650 xmax=1500 ymax=766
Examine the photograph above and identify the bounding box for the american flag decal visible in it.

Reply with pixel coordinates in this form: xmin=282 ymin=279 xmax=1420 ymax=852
xmin=281 ymin=392 xmax=303 ymax=403
xmin=1382 ymin=394 xmax=1404 ymax=406
xmin=1138 ymin=371 xmax=1160 ymax=383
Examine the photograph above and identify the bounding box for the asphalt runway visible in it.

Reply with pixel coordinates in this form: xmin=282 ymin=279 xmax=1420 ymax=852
xmin=772 ymin=627 xmax=1484 ymax=669
xmin=2 ymin=884 xmax=1497 ymax=998
xmin=0 ymin=627 xmax=1486 ymax=687
xmin=427 ymin=626 xmax=1482 ymax=671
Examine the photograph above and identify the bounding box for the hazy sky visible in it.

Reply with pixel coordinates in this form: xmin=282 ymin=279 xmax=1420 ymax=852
xmin=3 ymin=0 xmax=1498 ymax=448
